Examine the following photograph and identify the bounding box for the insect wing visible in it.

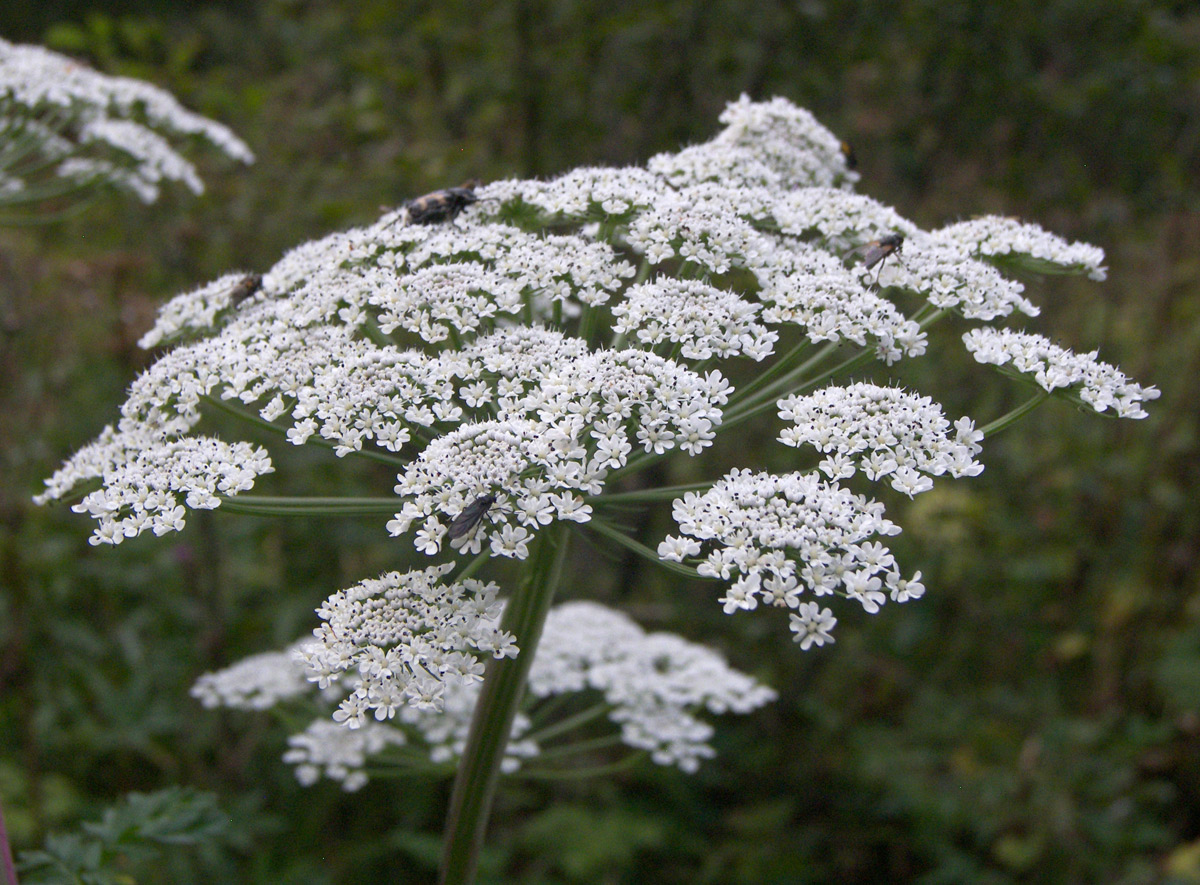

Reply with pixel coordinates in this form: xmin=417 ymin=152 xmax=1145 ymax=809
xmin=447 ymin=494 xmax=497 ymax=539
xmin=860 ymin=234 xmax=904 ymax=269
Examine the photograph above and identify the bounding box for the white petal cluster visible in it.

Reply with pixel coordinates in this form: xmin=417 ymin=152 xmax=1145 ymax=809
xmin=484 ymin=166 xmax=666 ymax=220
xmin=529 ymin=602 xmax=776 ymax=772
xmin=35 ymin=424 xmax=272 ymax=546
xmin=769 ymin=187 xmax=913 ymax=243
xmin=880 ymin=233 xmax=1040 ymax=320
xmin=0 ymin=38 xmax=252 ymax=202
xmin=297 ymin=564 xmax=518 ymax=724
xmin=650 ymin=94 xmax=855 ymax=190
xmin=660 ymin=469 xmax=922 ymax=643
xmin=935 ymin=216 xmax=1107 ymax=281
xmin=195 ymin=599 xmax=775 ymax=786
xmin=138 ymin=273 xmax=263 ymax=348
xmin=624 ymin=185 xmax=777 ymax=275
xmin=756 ymin=240 xmax=927 ymax=363
xmin=283 ymin=720 xmax=409 ymax=792
xmin=611 ymin=277 xmax=777 ymax=360
xmin=963 ymin=327 xmax=1160 ymax=418
xmin=778 ymin=383 xmax=984 ymax=496
xmin=191 ymin=643 xmax=315 ymax=711
xmin=384 ymin=328 xmax=729 ymax=557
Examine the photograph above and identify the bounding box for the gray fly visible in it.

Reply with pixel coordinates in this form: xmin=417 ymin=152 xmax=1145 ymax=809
xmin=447 ymin=493 xmax=498 ymax=539
xmin=859 ymin=233 xmax=904 ymax=270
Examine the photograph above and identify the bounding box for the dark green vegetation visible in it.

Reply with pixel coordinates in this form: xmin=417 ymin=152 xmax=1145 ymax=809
xmin=2 ymin=2 xmax=1198 ymax=882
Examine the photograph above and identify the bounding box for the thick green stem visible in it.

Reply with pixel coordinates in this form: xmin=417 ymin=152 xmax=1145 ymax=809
xmin=438 ymin=524 xmax=571 ymax=885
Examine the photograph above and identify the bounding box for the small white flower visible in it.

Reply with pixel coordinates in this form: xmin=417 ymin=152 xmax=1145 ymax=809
xmin=789 ymin=602 xmax=837 ymax=650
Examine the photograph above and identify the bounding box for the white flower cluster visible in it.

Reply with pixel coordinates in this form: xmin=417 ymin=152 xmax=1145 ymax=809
xmin=756 ymin=240 xmax=926 ymax=364
xmin=37 ymin=96 xmax=1155 ymax=660
xmin=778 ymin=383 xmax=985 ymax=497
xmin=529 ymin=602 xmax=776 ymax=772
xmin=194 ymin=599 xmax=774 ymax=787
xmin=660 ymin=469 xmax=925 ymax=645
xmin=880 ymin=232 xmax=1040 ymax=321
xmin=936 ymin=216 xmax=1107 ymax=281
xmin=34 ymin=425 xmax=272 ymax=545
xmin=484 ymin=165 xmax=665 ymax=221
xmin=192 ymin=643 xmax=314 ymax=711
xmin=649 ymin=94 xmax=856 ymax=190
xmin=611 ymin=277 xmax=777 ymax=361
xmin=963 ymin=327 xmax=1160 ymax=418
xmin=138 ymin=273 xmax=260 ymax=348
xmin=297 ymin=564 xmax=517 ymax=724
xmin=380 ymin=327 xmax=730 ymax=557
xmin=0 ymin=38 xmax=252 ymax=202
xmin=284 ymin=720 xmax=409 ymax=792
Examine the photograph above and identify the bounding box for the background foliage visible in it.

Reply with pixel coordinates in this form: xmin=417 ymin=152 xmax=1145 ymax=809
xmin=1 ymin=1 xmax=1198 ymax=882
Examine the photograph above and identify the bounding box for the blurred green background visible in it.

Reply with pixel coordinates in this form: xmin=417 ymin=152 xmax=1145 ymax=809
xmin=1 ymin=1 xmax=1198 ymax=882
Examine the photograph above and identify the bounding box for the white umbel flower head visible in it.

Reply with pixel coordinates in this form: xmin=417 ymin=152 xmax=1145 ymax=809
xmin=660 ymin=469 xmax=921 ymax=644
xmin=778 ymin=383 xmax=985 ymax=495
xmin=196 ymin=599 xmax=775 ymax=786
xmin=0 ymin=38 xmax=252 ymax=203
xmin=297 ymin=565 xmax=518 ymax=723
xmin=963 ymin=328 xmax=1160 ymax=418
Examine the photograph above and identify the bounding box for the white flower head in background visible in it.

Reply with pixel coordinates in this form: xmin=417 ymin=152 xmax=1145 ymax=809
xmin=0 ymin=38 xmax=252 ymax=207
xmin=194 ymin=598 xmax=776 ymax=788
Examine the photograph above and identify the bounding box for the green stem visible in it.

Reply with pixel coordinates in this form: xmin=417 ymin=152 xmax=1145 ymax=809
xmin=980 ymin=390 xmax=1052 ymax=436
xmin=525 ymin=733 xmax=625 ymax=761
xmin=216 ymin=495 xmax=397 ymax=517
xmin=520 ymin=702 xmax=610 ymax=745
xmin=590 ymin=481 xmax=713 ymax=504
xmin=728 ymin=336 xmax=811 ymax=403
xmin=439 ymin=524 xmax=571 ymax=885
xmin=518 ymin=752 xmax=647 ymax=781
xmin=583 ymin=517 xmax=714 ymax=581
xmin=722 ymin=344 xmax=876 ymax=432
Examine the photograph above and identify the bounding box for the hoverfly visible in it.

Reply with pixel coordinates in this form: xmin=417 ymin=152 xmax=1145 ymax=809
xmin=229 ymin=272 xmax=263 ymax=306
xmin=446 ymin=493 xmax=498 ymax=540
xmin=405 ymin=180 xmax=480 ymax=225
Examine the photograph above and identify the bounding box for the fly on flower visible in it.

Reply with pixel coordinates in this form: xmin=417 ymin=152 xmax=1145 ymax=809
xmin=859 ymin=233 xmax=904 ymax=270
xmin=229 ymin=273 xmax=263 ymax=306
xmin=447 ymin=493 xmax=498 ymax=539
xmin=405 ymin=180 xmax=480 ymax=225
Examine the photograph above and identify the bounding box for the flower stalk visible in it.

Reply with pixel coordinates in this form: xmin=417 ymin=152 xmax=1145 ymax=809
xmin=438 ymin=523 xmax=571 ymax=885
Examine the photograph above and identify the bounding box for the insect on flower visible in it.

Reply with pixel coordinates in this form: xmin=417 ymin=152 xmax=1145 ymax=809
xmin=229 ymin=273 xmax=263 ymax=306
xmin=447 ymin=493 xmax=498 ymax=539
xmin=405 ymin=180 xmax=480 ymax=225
xmin=859 ymin=233 xmax=904 ymax=270
xmin=839 ymin=140 xmax=858 ymax=171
